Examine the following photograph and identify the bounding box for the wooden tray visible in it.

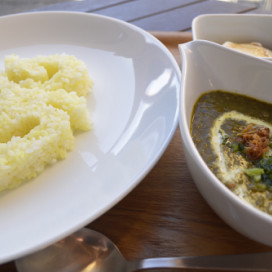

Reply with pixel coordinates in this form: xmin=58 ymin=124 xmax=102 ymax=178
xmin=1 ymin=31 xmax=271 ymax=272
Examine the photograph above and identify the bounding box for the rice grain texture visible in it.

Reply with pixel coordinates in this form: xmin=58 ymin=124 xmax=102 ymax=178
xmin=0 ymin=54 xmax=93 ymax=191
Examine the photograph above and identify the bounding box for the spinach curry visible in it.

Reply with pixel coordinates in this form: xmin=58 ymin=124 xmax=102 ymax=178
xmin=191 ymin=90 xmax=272 ymax=215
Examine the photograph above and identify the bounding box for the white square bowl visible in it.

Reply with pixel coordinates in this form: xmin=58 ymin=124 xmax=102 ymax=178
xmin=192 ymin=14 xmax=272 ymax=58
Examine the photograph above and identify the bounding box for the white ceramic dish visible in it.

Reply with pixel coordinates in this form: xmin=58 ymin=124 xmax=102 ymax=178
xmin=192 ymin=14 xmax=272 ymax=60
xmin=179 ymin=40 xmax=272 ymax=246
xmin=0 ymin=12 xmax=180 ymax=263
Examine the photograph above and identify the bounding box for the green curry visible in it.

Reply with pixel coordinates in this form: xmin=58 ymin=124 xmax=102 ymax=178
xmin=191 ymin=90 xmax=272 ymax=214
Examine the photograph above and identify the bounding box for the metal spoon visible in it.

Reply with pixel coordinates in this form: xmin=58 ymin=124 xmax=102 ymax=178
xmin=15 ymin=228 xmax=272 ymax=272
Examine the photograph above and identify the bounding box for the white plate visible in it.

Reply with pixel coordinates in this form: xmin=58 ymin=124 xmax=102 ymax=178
xmin=192 ymin=14 xmax=272 ymax=60
xmin=0 ymin=12 xmax=180 ymax=263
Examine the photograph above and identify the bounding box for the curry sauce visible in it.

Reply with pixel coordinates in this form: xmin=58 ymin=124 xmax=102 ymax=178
xmin=191 ymin=90 xmax=272 ymax=215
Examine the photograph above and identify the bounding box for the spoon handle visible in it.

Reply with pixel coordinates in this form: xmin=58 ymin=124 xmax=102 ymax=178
xmin=133 ymin=252 xmax=272 ymax=271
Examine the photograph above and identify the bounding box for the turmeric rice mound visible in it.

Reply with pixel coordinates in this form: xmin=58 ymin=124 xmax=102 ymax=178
xmin=0 ymin=54 xmax=93 ymax=191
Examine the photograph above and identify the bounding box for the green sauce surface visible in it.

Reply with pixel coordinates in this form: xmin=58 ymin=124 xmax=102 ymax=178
xmin=191 ymin=90 xmax=272 ymax=214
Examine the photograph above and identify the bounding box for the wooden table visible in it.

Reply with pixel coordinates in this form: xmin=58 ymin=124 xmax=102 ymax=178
xmin=1 ymin=1 xmax=272 ymax=271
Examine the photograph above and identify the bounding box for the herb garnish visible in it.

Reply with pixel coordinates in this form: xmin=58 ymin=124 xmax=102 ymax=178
xmin=220 ymin=123 xmax=272 ymax=192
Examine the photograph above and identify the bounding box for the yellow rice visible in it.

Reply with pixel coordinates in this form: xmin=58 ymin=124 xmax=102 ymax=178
xmin=0 ymin=54 xmax=93 ymax=191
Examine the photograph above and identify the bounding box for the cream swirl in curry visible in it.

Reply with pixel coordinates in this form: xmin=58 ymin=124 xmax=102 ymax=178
xmin=191 ymin=91 xmax=272 ymax=215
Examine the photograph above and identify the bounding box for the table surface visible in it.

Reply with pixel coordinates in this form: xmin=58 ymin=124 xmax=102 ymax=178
xmin=1 ymin=1 xmax=272 ymax=271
